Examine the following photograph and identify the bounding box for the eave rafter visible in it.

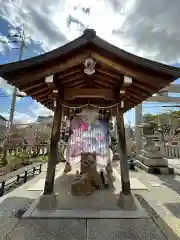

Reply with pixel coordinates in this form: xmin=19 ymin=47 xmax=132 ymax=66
xmin=94 ymin=79 xmax=113 ymax=88
xmin=64 ymin=79 xmax=85 ymax=88
xmin=56 ymin=73 xmax=85 ymax=85
xmin=8 ymin=52 xmax=91 ymax=85
xmin=91 ymin=52 xmax=170 ymax=87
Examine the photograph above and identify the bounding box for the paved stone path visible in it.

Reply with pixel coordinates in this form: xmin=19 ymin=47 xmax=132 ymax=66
xmin=0 ymin=162 xmax=180 ymax=239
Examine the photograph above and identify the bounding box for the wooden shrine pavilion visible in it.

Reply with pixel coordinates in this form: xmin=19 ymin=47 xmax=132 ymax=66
xmin=1 ymin=29 xmax=180 ymax=206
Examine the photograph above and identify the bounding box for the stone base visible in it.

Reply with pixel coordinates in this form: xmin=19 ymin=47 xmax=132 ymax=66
xmin=23 ymin=166 xmax=149 ymax=219
xmin=36 ymin=194 xmax=57 ymax=210
xmin=138 ymin=154 xmax=168 ymax=167
xmin=118 ymin=192 xmax=137 ymax=210
xmin=135 ymin=160 xmax=174 ymax=175
xmin=23 ymin=192 xmax=149 ymax=219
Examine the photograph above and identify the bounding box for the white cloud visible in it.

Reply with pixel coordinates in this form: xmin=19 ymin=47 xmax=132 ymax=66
xmin=29 ymin=101 xmax=53 ymax=118
xmin=0 ymin=77 xmax=26 ymax=101
xmin=1 ymin=111 xmax=36 ymax=124
xmin=0 ymin=98 xmax=52 ymax=125
xmin=0 ymin=0 xmax=180 ymax=63
xmin=0 ymin=101 xmax=52 ymax=125
xmin=112 ymin=0 xmax=180 ymax=63
xmin=0 ymin=77 xmax=14 ymax=95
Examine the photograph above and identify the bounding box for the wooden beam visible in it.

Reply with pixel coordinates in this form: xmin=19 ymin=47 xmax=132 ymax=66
xmin=129 ymin=87 xmax=148 ymax=98
xmin=116 ymin=103 xmax=131 ymax=195
xmin=132 ymin=79 xmax=157 ymax=92
xmin=86 ymin=75 xmax=93 ymax=87
xmin=44 ymin=95 xmax=62 ymax=194
xmin=74 ymin=83 xmax=87 ymax=88
xmin=10 ymin=52 xmax=90 ymax=84
xmin=64 ymin=88 xmax=114 ymax=100
xmin=125 ymin=95 xmax=140 ymax=105
xmin=64 ymin=79 xmax=85 ymax=87
xmin=57 ymin=73 xmax=85 ymax=85
xmin=97 ymin=68 xmax=120 ymax=81
xmin=91 ymin=52 xmax=168 ymax=86
xmin=32 ymin=90 xmax=53 ymax=99
xmin=95 ymin=72 xmax=118 ymax=84
xmin=31 ymin=88 xmax=51 ymax=98
xmin=57 ymin=68 xmax=82 ymax=79
xmin=92 ymin=84 xmax=101 ymax=88
xmin=126 ymin=89 xmax=144 ymax=101
xmin=94 ymin=79 xmax=113 ymax=88
xmin=40 ymin=98 xmax=53 ymax=105
xmin=23 ymin=82 xmax=45 ymax=92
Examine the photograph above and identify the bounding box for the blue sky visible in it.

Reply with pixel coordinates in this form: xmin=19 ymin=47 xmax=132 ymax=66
xmin=1 ymin=0 xmax=180 ymax=125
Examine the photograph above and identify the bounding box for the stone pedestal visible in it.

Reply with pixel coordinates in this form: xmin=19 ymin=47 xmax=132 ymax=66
xmin=118 ymin=192 xmax=137 ymax=210
xmin=137 ymin=134 xmax=174 ymax=174
xmin=138 ymin=135 xmax=168 ymax=167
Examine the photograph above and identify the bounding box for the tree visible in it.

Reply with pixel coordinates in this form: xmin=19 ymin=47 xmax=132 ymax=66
xmin=108 ymin=121 xmax=113 ymax=132
xmin=143 ymin=110 xmax=180 ymax=129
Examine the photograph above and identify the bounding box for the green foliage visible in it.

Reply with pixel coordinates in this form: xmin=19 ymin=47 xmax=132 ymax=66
xmin=0 ymin=156 xmax=8 ymax=167
xmin=59 ymin=150 xmax=65 ymax=162
xmin=16 ymin=150 xmax=30 ymax=159
xmin=4 ymin=150 xmax=33 ymax=166
xmin=111 ymin=136 xmax=117 ymax=145
xmin=39 ymin=155 xmax=48 ymax=163
xmin=143 ymin=110 xmax=180 ymax=128
xmin=108 ymin=121 xmax=113 ymax=132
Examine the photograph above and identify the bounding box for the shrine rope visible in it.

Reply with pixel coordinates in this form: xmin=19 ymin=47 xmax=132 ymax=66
xmin=59 ymin=102 xmax=117 ymax=109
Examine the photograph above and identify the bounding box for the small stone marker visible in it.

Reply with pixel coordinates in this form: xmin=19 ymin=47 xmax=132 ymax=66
xmin=148 ymin=182 xmax=162 ymax=187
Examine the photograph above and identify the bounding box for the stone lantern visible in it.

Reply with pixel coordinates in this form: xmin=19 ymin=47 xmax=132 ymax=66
xmin=137 ymin=121 xmax=172 ymax=174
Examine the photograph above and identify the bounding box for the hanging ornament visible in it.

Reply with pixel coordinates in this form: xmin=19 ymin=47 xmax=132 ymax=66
xmin=84 ymin=58 xmax=96 ymax=75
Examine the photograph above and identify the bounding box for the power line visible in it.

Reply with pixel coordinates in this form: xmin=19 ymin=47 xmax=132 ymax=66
xmin=0 ymin=95 xmax=28 ymax=98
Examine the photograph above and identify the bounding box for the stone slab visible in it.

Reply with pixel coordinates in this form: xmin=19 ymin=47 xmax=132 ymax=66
xmin=113 ymin=169 xmax=149 ymax=190
xmin=28 ymin=208 xmax=149 ymax=219
xmin=23 ymin=193 xmax=149 ymax=219
xmin=87 ymin=219 xmax=167 ymax=240
xmin=148 ymin=182 xmax=162 ymax=187
xmin=24 ymin=208 xmax=149 ymax=219
xmin=135 ymin=160 xmax=174 ymax=175
xmin=6 ymin=219 xmax=86 ymax=240
xmin=0 ymin=216 xmax=19 ymax=239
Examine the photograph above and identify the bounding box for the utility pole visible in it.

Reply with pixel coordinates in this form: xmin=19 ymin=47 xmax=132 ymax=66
xmin=135 ymin=103 xmax=143 ymax=155
xmin=7 ymin=28 xmax=26 ymax=132
xmin=9 ymin=33 xmax=25 ymax=131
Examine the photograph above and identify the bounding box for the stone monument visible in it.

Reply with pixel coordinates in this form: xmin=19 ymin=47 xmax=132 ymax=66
xmin=70 ymin=152 xmax=115 ymax=196
xmin=137 ymin=121 xmax=173 ymax=174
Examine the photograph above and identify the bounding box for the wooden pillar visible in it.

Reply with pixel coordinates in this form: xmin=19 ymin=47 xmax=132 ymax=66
xmin=116 ymin=103 xmax=131 ymax=195
xmin=43 ymin=96 xmax=62 ymax=195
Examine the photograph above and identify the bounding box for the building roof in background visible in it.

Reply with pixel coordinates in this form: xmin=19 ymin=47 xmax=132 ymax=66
xmin=0 ymin=114 xmax=6 ymax=121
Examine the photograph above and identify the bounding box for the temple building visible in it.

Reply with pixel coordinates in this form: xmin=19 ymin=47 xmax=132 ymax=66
xmin=1 ymin=29 xmax=180 ymax=211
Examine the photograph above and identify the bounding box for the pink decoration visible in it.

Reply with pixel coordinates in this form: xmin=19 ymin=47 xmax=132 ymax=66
xmin=80 ymin=122 xmax=89 ymax=131
xmin=96 ymin=136 xmax=104 ymax=141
